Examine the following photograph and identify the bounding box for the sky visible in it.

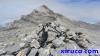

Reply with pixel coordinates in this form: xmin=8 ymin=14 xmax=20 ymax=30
xmin=0 ymin=0 xmax=100 ymax=25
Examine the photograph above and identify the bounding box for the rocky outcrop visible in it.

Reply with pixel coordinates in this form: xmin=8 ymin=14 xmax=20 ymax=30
xmin=0 ymin=22 xmax=98 ymax=56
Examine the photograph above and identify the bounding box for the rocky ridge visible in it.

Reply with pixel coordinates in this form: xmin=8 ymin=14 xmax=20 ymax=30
xmin=0 ymin=22 xmax=99 ymax=56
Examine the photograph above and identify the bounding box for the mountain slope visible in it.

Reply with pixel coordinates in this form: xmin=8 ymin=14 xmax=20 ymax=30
xmin=6 ymin=5 xmax=75 ymax=29
xmin=73 ymin=20 xmax=100 ymax=31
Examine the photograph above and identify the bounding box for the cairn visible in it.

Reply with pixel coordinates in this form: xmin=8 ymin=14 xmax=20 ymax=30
xmin=0 ymin=22 xmax=95 ymax=56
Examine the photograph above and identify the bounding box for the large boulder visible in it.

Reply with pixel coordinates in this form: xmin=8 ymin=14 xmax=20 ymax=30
xmin=52 ymin=38 xmax=64 ymax=48
xmin=47 ymin=31 xmax=57 ymax=42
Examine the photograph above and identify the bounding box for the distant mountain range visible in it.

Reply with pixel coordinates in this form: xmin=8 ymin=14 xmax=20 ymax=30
xmin=73 ymin=20 xmax=100 ymax=31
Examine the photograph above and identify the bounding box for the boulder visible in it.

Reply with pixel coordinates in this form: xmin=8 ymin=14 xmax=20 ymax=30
xmin=19 ymin=43 xmax=26 ymax=48
xmin=52 ymin=38 xmax=64 ymax=48
xmin=59 ymin=36 xmax=65 ymax=40
xmin=38 ymin=48 xmax=50 ymax=56
xmin=47 ymin=31 xmax=56 ymax=42
xmin=0 ymin=49 xmax=7 ymax=55
xmin=66 ymin=31 xmax=76 ymax=39
xmin=16 ymin=47 xmax=32 ymax=56
xmin=28 ymin=48 xmax=38 ymax=56
xmin=16 ymin=50 xmax=26 ymax=56
xmin=30 ymin=39 xmax=40 ymax=48
xmin=3 ymin=43 xmax=23 ymax=55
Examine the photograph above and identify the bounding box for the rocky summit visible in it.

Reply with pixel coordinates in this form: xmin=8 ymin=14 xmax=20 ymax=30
xmin=0 ymin=5 xmax=100 ymax=56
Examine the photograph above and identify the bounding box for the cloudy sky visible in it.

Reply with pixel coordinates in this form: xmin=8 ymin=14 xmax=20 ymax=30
xmin=0 ymin=0 xmax=100 ymax=25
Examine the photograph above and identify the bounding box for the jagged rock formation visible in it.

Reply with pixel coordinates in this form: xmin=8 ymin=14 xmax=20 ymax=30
xmin=0 ymin=22 xmax=99 ymax=56
xmin=0 ymin=5 xmax=100 ymax=56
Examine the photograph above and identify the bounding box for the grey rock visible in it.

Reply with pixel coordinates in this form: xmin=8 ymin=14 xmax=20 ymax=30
xmin=52 ymin=38 xmax=64 ymax=48
xmin=21 ymin=47 xmax=32 ymax=55
xmin=28 ymin=48 xmax=38 ymax=56
xmin=38 ymin=48 xmax=50 ymax=56
xmin=64 ymin=40 xmax=81 ymax=49
xmin=3 ymin=43 xmax=22 ymax=54
xmin=30 ymin=39 xmax=40 ymax=48
xmin=59 ymin=36 xmax=65 ymax=40
xmin=66 ymin=30 xmax=76 ymax=39
xmin=47 ymin=31 xmax=56 ymax=42
xmin=2 ymin=55 xmax=14 ymax=56
xmin=0 ymin=49 xmax=7 ymax=55
xmin=19 ymin=42 xmax=26 ymax=48
xmin=50 ymin=48 xmax=57 ymax=56
xmin=16 ymin=47 xmax=32 ymax=56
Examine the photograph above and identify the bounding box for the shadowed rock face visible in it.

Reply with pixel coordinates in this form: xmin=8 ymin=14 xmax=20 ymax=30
xmin=0 ymin=5 xmax=100 ymax=56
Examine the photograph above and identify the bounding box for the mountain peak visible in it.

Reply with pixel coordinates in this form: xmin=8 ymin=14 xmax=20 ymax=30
xmin=39 ymin=5 xmax=49 ymax=9
xmin=33 ymin=5 xmax=54 ymax=14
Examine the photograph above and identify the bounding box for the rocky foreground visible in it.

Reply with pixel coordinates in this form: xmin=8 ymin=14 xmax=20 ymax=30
xmin=0 ymin=21 xmax=99 ymax=56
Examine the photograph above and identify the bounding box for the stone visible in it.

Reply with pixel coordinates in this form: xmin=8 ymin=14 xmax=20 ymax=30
xmin=66 ymin=30 xmax=76 ymax=39
xmin=74 ymin=34 xmax=92 ymax=49
xmin=59 ymin=36 xmax=65 ymax=40
xmin=28 ymin=48 xmax=38 ymax=56
xmin=2 ymin=55 xmax=14 ymax=56
xmin=3 ymin=43 xmax=23 ymax=54
xmin=52 ymin=38 xmax=64 ymax=48
xmin=19 ymin=43 xmax=26 ymax=48
xmin=16 ymin=50 xmax=26 ymax=56
xmin=60 ymin=26 xmax=66 ymax=32
xmin=30 ymin=39 xmax=40 ymax=48
xmin=47 ymin=31 xmax=56 ymax=42
xmin=16 ymin=47 xmax=32 ymax=56
xmin=21 ymin=36 xmax=32 ymax=42
xmin=0 ymin=49 xmax=7 ymax=55
xmin=8 ymin=42 xmax=15 ymax=46
xmin=18 ymin=34 xmax=27 ymax=39
xmin=64 ymin=40 xmax=81 ymax=49
xmin=38 ymin=48 xmax=51 ymax=56
xmin=50 ymin=48 xmax=57 ymax=56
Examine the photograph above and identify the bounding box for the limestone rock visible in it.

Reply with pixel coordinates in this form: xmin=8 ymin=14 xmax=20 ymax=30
xmin=16 ymin=50 xmax=26 ymax=56
xmin=28 ymin=48 xmax=38 ymax=56
xmin=2 ymin=55 xmax=14 ymax=56
xmin=4 ymin=43 xmax=21 ymax=54
xmin=52 ymin=38 xmax=64 ymax=48
xmin=30 ymin=39 xmax=40 ymax=48
xmin=38 ymin=48 xmax=50 ymax=56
